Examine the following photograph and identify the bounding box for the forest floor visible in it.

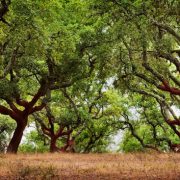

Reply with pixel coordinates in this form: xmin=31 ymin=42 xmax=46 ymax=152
xmin=0 ymin=153 xmax=180 ymax=180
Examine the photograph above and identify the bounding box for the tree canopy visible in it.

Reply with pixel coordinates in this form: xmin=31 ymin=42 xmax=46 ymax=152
xmin=0 ymin=0 xmax=179 ymax=153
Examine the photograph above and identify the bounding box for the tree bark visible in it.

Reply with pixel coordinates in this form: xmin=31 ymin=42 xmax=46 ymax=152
xmin=50 ymin=137 xmax=59 ymax=153
xmin=6 ymin=118 xmax=27 ymax=153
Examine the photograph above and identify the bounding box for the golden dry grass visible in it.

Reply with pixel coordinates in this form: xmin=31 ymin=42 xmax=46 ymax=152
xmin=0 ymin=153 xmax=180 ymax=179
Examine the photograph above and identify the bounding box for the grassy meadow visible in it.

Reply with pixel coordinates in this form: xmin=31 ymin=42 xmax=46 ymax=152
xmin=0 ymin=153 xmax=180 ymax=179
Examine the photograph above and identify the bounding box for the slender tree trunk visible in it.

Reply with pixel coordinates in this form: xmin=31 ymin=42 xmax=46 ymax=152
xmin=6 ymin=118 xmax=28 ymax=154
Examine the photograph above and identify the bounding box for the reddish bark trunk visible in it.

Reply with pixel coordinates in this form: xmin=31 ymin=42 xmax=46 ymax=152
xmin=50 ymin=137 xmax=59 ymax=153
xmin=0 ymin=84 xmax=47 ymax=154
xmin=170 ymin=144 xmax=180 ymax=152
xmin=6 ymin=118 xmax=28 ymax=153
xmin=60 ymin=139 xmax=75 ymax=152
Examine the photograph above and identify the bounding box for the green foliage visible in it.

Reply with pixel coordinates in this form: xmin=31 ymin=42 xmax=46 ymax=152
xmin=0 ymin=117 xmax=16 ymax=152
xmin=120 ymin=133 xmax=144 ymax=153
xmin=19 ymin=131 xmax=49 ymax=153
xmin=0 ymin=79 xmax=18 ymax=100
xmin=119 ymin=95 xmax=180 ymax=152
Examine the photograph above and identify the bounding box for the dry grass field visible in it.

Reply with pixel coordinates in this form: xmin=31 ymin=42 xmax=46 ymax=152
xmin=0 ymin=153 xmax=180 ymax=180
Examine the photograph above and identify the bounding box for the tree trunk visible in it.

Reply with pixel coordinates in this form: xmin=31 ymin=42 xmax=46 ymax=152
xmin=170 ymin=143 xmax=180 ymax=152
xmin=6 ymin=119 xmax=27 ymax=154
xmin=50 ymin=137 xmax=59 ymax=153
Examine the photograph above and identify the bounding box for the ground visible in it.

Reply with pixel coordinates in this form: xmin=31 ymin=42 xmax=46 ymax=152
xmin=0 ymin=153 xmax=180 ymax=179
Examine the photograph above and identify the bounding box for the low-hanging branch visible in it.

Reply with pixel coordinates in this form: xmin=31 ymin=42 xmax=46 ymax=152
xmin=153 ymin=21 xmax=180 ymax=43
xmin=120 ymin=113 xmax=161 ymax=152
